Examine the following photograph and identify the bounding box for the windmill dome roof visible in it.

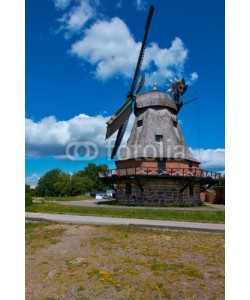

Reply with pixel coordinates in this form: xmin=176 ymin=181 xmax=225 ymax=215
xmin=136 ymin=90 xmax=177 ymax=111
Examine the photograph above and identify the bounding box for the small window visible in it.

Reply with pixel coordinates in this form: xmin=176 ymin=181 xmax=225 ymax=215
xmin=188 ymin=161 xmax=193 ymax=168
xmin=173 ymin=120 xmax=178 ymax=127
xmin=155 ymin=135 xmax=163 ymax=142
xmin=137 ymin=120 xmax=143 ymax=127
xmin=125 ymin=183 xmax=132 ymax=195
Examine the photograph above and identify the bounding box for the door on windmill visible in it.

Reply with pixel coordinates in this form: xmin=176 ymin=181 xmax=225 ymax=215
xmin=158 ymin=159 xmax=166 ymax=174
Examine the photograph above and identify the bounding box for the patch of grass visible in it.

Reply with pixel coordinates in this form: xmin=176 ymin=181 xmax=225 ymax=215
xmin=44 ymin=195 xmax=95 ymax=201
xmin=26 ymin=224 xmax=225 ymax=299
xmin=98 ymin=200 xmax=217 ymax=209
xmin=77 ymin=285 xmax=85 ymax=291
xmin=26 ymin=202 xmax=225 ymax=223
xmin=25 ymin=222 xmax=66 ymax=249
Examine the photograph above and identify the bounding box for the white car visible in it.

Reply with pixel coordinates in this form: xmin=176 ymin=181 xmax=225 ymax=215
xmin=95 ymin=194 xmax=108 ymax=200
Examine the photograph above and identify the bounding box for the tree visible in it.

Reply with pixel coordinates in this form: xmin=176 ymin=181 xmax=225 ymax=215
xmin=54 ymin=173 xmax=71 ymax=196
xmin=217 ymin=174 xmax=225 ymax=186
xmin=25 ymin=184 xmax=30 ymax=194
xmin=68 ymin=171 xmax=94 ymax=196
xmin=83 ymin=163 xmax=109 ymax=191
xmin=25 ymin=193 xmax=32 ymax=206
xmin=36 ymin=168 xmax=62 ymax=197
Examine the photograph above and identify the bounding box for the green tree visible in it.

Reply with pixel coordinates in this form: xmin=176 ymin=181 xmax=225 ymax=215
xmin=68 ymin=171 xmax=94 ymax=196
xmin=54 ymin=173 xmax=71 ymax=196
xmin=217 ymin=174 xmax=225 ymax=186
xmin=25 ymin=193 xmax=32 ymax=206
xmin=36 ymin=168 xmax=62 ymax=197
xmin=25 ymin=184 xmax=30 ymax=194
xmin=83 ymin=163 xmax=109 ymax=191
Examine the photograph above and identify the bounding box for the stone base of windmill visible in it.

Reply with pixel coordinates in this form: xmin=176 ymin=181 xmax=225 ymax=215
xmin=115 ymin=178 xmax=202 ymax=207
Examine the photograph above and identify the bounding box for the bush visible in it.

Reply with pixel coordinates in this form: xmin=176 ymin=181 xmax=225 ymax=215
xmin=25 ymin=193 xmax=33 ymax=206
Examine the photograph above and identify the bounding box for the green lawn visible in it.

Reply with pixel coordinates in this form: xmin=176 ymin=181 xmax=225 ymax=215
xmin=43 ymin=195 xmax=95 ymax=201
xmin=26 ymin=203 xmax=225 ymax=223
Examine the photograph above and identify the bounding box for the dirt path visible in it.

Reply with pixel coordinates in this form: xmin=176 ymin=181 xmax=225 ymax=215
xmin=26 ymin=223 xmax=225 ymax=300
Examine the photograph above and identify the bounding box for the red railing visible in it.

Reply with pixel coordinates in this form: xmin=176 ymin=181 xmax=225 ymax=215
xmin=99 ymin=167 xmax=220 ymax=179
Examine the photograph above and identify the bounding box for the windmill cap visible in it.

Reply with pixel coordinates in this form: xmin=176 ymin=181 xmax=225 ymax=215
xmin=136 ymin=90 xmax=177 ymax=111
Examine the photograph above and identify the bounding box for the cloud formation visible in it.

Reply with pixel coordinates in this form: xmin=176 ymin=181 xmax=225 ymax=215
xmin=57 ymin=0 xmax=95 ymax=37
xmin=55 ymin=0 xmax=72 ymax=10
xmin=190 ymin=148 xmax=225 ymax=171
xmin=53 ymin=0 xmax=198 ymax=85
xmin=70 ymin=16 xmax=193 ymax=85
xmin=25 ymin=173 xmax=41 ymax=185
xmin=26 ymin=114 xmax=108 ymax=158
xmin=135 ymin=0 xmax=147 ymax=11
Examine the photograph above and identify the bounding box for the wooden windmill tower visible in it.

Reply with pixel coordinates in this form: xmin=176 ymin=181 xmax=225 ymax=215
xmin=101 ymin=5 xmax=220 ymax=206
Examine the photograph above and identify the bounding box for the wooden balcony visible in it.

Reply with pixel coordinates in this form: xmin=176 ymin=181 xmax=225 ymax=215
xmin=99 ymin=167 xmax=221 ymax=180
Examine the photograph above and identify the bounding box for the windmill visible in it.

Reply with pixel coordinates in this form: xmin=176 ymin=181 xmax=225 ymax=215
xmin=100 ymin=5 xmax=221 ymax=207
xmin=105 ymin=5 xmax=154 ymax=159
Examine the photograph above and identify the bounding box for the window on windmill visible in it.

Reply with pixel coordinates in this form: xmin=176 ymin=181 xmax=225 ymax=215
xmin=171 ymin=116 xmax=178 ymax=127
xmin=125 ymin=183 xmax=132 ymax=195
xmin=155 ymin=135 xmax=163 ymax=142
xmin=173 ymin=120 xmax=178 ymax=127
xmin=137 ymin=119 xmax=143 ymax=127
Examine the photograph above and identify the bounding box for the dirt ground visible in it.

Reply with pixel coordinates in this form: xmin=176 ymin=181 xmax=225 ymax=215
xmin=26 ymin=223 xmax=224 ymax=300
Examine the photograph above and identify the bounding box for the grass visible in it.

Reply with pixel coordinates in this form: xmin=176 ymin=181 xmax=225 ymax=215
xmin=98 ymin=199 xmax=220 ymax=209
xmin=26 ymin=222 xmax=66 ymax=249
xmin=43 ymin=195 xmax=95 ymax=201
xmin=26 ymin=202 xmax=225 ymax=223
xmin=26 ymin=223 xmax=225 ymax=300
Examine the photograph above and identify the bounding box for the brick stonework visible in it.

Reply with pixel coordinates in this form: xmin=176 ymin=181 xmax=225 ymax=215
xmin=116 ymin=159 xmax=199 ymax=170
xmin=116 ymin=178 xmax=202 ymax=206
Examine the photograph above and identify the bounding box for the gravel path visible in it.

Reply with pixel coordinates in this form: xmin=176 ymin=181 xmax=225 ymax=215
xmin=26 ymin=212 xmax=225 ymax=233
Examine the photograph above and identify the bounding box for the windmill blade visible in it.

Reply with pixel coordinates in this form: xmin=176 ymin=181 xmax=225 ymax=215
xmin=128 ymin=5 xmax=154 ymax=98
xmin=111 ymin=117 xmax=129 ymax=159
xmin=106 ymin=100 xmax=133 ymax=139
xmin=135 ymin=74 xmax=145 ymax=95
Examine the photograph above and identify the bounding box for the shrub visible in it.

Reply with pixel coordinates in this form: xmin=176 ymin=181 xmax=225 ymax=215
xmin=25 ymin=193 xmax=33 ymax=206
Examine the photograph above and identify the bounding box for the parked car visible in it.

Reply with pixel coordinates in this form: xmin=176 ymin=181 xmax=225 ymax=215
xmin=95 ymin=193 xmax=108 ymax=200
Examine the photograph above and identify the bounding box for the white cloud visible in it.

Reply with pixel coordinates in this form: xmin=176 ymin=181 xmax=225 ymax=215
xmin=26 ymin=114 xmax=109 ymax=158
xmin=135 ymin=0 xmax=147 ymax=11
xmin=70 ymin=16 xmax=192 ymax=85
xmin=58 ymin=0 xmax=95 ymax=37
xmin=55 ymin=0 xmax=72 ymax=10
xmin=187 ymin=72 xmax=199 ymax=85
xmin=143 ymin=38 xmax=189 ymax=85
xmin=53 ymin=1 xmax=197 ymax=84
xmin=190 ymin=148 xmax=225 ymax=171
xmin=70 ymin=17 xmax=141 ymax=79
xmin=25 ymin=173 xmax=41 ymax=186
xmin=25 ymin=111 xmax=136 ymax=160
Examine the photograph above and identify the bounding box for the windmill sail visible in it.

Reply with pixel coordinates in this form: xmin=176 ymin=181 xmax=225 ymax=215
xmin=105 ymin=100 xmax=132 ymax=139
xmin=107 ymin=5 xmax=154 ymax=158
xmin=111 ymin=118 xmax=129 ymax=159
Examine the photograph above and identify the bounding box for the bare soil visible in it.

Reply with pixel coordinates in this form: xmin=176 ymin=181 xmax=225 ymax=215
xmin=26 ymin=223 xmax=224 ymax=299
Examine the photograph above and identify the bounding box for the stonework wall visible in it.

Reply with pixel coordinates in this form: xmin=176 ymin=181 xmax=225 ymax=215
xmin=116 ymin=178 xmax=201 ymax=206
xmin=116 ymin=159 xmax=200 ymax=170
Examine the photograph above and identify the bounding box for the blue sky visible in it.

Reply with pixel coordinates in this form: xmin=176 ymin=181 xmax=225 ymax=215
xmin=25 ymin=0 xmax=225 ymax=185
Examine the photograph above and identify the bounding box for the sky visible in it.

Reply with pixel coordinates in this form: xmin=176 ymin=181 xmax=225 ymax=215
xmin=25 ymin=0 xmax=225 ymax=185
